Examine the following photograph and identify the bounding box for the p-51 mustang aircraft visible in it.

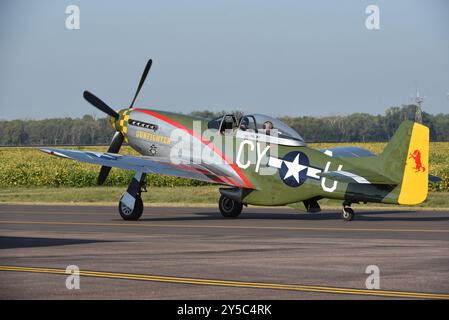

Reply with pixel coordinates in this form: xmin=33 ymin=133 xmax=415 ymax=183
xmin=41 ymin=59 xmax=440 ymax=221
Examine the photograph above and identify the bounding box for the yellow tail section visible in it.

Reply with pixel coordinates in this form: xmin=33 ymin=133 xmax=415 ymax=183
xmin=397 ymin=123 xmax=429 ymax=205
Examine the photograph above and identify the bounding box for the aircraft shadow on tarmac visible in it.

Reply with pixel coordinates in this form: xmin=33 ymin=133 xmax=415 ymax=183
xmin=0 ymin=236 xmax=115 ymax=250
xmin=137 ymin=210 xmax=449 ymax=222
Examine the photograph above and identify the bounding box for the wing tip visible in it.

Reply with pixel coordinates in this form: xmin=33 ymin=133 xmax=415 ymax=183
xmin=38 ymin=148 xmax=71 ymax=159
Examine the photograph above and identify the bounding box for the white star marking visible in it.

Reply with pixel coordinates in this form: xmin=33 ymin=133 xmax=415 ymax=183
xmin=283 ymin=154 xmax=307 ymax=183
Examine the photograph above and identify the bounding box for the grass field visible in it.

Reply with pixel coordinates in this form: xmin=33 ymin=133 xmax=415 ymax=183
xmin=1 ymin=186 xmax=448 ymax=210
xmin=0 ymin=186 xmax=219 ymax=206
xmin=0 ymin=143 xmax=448 ymax=208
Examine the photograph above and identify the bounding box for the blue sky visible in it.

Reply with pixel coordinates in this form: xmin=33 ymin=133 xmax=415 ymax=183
xmin=0 ymin=0 xmax=448 ymax=120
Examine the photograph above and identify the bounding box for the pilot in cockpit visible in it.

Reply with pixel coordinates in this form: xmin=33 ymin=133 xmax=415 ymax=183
xmin=239 ymin=117 xmax=249 ymax=131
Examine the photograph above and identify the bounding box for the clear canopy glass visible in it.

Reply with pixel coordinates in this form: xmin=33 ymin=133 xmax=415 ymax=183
xmin=207 ymin=113 xmax=304 ymax=143
xmin=238 ymin=114 xmax=304 ymax=142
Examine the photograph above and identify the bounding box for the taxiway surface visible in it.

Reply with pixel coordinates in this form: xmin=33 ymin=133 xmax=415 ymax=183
xmin=0 ymin=205 xmax=448 ymax=299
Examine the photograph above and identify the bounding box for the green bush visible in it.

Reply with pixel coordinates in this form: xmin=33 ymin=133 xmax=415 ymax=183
xmin=0 ymin=147 xmax=208 ymax=188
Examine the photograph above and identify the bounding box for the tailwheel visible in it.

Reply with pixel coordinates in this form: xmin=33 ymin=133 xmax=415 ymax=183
xmin=119 ymin=195 xmax=143 ymax=221
xmin=219 ymin=195 xmax=243 ymax=218
xmin=342 ymin=206 xmax=354 ymax=221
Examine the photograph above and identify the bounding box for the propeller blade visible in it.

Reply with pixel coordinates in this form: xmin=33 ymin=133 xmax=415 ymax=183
xmin=97 ymin=131 xmax=124 ymax=185
xmin=107 ymin=131 xmax=124 ymax=153
xmin=129 ymin=59 xmax=152 ymax=108
xmin=83 ymin=90 xmax=119 ymax=119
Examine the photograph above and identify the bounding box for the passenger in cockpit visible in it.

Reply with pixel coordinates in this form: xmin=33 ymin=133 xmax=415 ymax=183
xmin=263 ymin=121 xmax=274 ymax=135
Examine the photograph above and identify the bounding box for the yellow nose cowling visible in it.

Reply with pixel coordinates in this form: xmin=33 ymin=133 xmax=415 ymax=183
xmin=110 ymin=109 xmax=131 ymax=143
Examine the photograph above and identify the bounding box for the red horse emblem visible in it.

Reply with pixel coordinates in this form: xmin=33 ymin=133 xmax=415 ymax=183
xmin=409 ymin=149 xmax=426 ymax=173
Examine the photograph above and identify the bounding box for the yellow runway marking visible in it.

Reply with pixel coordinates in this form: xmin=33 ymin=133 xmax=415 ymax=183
xmin=0 ymin=220 xmax=448 ymax=234
xmin=0 ymin=265 xmax=448 ymax=299
xmin=0 ymin=211 xmax=112 ymax=216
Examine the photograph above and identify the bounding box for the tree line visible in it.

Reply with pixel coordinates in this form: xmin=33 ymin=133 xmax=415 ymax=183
xmin=0 ymin=105 xmax=448 ymax=146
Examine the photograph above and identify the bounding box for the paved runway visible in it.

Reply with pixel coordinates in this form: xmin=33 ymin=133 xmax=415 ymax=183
xmin=0 ymin=204 xmax=448 ymax=299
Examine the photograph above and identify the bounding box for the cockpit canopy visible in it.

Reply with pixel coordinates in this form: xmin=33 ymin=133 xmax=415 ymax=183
xmin=207 ymin=113 xmax=305 ymax=146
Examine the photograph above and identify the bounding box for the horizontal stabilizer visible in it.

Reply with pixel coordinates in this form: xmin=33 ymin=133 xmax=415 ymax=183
xmin=320 ymin=147 xmax=375 ymax=158
xmin=318 ymin=170 xmax=396 ymax=185
xmin=429 ymin=174 xmax=442 ymax=183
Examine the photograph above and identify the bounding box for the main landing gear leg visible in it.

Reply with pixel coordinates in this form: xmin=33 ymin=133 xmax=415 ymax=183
xmin=119 ymin=172 xmax=146 ymax=221
xmin=341 ymin=202 xmax=354 ymax=221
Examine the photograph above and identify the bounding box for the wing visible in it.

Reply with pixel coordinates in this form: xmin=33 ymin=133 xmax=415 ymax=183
xmin=40 ymin=148 xmax=248 ymax=188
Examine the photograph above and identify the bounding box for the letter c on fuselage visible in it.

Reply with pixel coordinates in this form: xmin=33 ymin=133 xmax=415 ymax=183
xmin=236 ymin=140 xmax=254 ymax=169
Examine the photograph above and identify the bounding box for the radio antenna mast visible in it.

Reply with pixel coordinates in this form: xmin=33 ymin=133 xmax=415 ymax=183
xmin=412 ymin=89 xmax=424 ymax=123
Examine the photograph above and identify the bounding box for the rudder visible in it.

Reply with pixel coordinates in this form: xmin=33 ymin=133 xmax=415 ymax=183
xmin=378 ymin=121 xmax=429 ymax=205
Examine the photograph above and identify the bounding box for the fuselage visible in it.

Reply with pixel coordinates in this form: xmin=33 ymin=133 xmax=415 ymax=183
xmin=112 ymin=107 xmax=400 ymax=206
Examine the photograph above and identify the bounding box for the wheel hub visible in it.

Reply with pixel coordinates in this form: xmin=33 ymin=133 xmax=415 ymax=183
xmin=120 ymin=202 xmax=133 ymax=215
xmin=223 ymin=198 xmax=234 ymax=212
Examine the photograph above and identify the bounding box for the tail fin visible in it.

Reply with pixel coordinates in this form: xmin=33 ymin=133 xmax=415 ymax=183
xmin=378 ymin=121 xmax=429 ymax=204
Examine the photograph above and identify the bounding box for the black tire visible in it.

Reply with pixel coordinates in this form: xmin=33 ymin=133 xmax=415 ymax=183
xmin=342 ymin=207 xmax=354 ymax=221
xmin=119 ymin=196 xmax=143 ymax=221
xmin=219 ymin=195 xmax=243 ymax=218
